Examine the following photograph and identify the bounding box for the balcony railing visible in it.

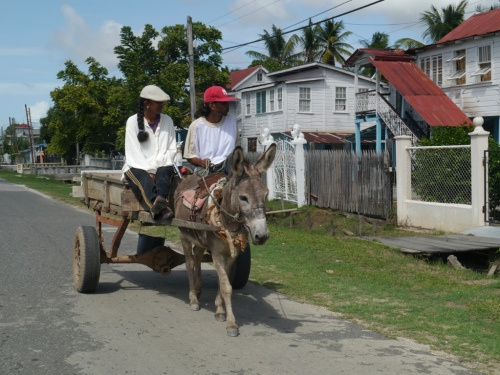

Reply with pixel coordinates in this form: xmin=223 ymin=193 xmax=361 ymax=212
xmin=356 ymin=91 xmax=418 ymax=145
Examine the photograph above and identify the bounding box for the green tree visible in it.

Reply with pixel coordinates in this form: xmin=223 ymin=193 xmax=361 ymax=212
xmin=393 ymin=37 xmax=425 ymax=49
xmin=43 ymin=58 xmax=123 ymax=161
xmin=317 ymin=20 xmax=353 ymax=66
xmin=0 ymin=122 xmax=30 ymax=162
xmin=297 ymin=19 xmax=322 ymax=63
xmin=420 ymin=0 xmax=468 ymax=43
xmin=246 ymin=24 xmax=301 ymax=71
xmin=359 ymin=32 xmax=390 ymax=77
xmin=360 ymin=31 xmax=390 ymax=49
xmin=43 ymin=21 xmax=231 ymax=157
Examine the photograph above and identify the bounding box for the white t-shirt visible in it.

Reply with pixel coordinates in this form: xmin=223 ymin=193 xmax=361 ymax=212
xmin=122 ymin=113 xmax=176 ymax=175
xmin=183 ymin=116 xmax=238 ymax=165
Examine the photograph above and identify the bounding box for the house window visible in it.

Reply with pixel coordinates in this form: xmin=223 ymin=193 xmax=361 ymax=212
xmin=256 ymin=91 xmax=266 ymax=114
xmin=277 ymin=88 xmax=283 ymax=110
xmin=472 ymin=45 xmax=491 ymax=82
xmin=244 ymin=93 xmax=251 ymax=116
xmin=335 ymin=87 xmax=347 ymax=112
xmin=420 ymin=54 xmax=442 ymax=85
xmin=447 ymin=49 xmax=466 ymax=85
xmin=257 ymin=72 xmax=263 ymax=82
xmin=269 ymin=89 xmax=275 ymax=111
xmin=299 ymin=87 xmax=311 ymax=112
xmin=247 ymin=137 xmax=257 ymax=152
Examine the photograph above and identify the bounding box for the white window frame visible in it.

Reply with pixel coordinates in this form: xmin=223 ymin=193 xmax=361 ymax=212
xmin=269 ymin=89 xmax=275 ymax=112
xmin=472 ymin=45 xmax=491 ymax=81
xmin=334 ymin=86 xmax=347 ymax=112
xmin=256 ymin=72 xmax=263 ymax=82
xmin=298 ymin=87 xmax=311 ymax=112
xmin=244 ymin=93 xmax=251 ymax=116
xmin=277 ymin=88 xmax=283 ymax=110
xmin=256 ymin=91 xmax=266 ymax=114
xmin=420 ymin=54 xmax=443 ymax=85
xmin=447 ymin=49 xmax=466 ymax=85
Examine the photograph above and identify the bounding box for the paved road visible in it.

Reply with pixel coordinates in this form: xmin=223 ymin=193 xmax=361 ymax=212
xmin=0 ymin=178 xmax=482 ymax=374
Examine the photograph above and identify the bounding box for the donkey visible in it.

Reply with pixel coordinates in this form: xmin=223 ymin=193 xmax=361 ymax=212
xmin=173 ymin=144 xmax=276 ymax=337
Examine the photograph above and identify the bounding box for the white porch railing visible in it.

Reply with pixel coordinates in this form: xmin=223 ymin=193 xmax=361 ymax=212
xmin=356 ymin=91 xmax=418 ymax=145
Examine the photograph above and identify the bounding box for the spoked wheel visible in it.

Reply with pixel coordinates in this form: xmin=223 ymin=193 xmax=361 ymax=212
xmin=73 ymin=226 xmax=101 ymax=293
xmin=229 ymin=244 xmax=251 ymax=289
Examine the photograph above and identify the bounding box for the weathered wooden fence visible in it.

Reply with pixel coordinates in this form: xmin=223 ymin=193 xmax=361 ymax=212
xmin=305 ymin=150 xmax=393 ymax=219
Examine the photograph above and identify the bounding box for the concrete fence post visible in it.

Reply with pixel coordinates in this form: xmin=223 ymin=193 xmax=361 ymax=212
xmin=395 ymin=135 xmax=412 ymax=226
xmin=469 ymin=117 xmax=489 ymax=227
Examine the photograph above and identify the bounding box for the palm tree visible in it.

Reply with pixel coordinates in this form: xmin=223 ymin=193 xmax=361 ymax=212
xmin=358 ymin=32 xmax=390 ymax=78
xmin=297 ymin=19 xmax=322 ymax=63
xmin=316 ymin=20 xmax=353 ymax=66
xmin=393 ymin=37 xmax=425 ymax=49
xmin=246 ymin=24 xmax=301 ymax=71
xmin=420 ymin=0 xmax=468 ymax=43
xmin=360 ymin=31 xmax=390 ymax=49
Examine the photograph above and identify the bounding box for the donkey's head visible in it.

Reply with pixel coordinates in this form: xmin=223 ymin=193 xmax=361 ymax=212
xmin=225 ymin=144 xmax=276 ymax=245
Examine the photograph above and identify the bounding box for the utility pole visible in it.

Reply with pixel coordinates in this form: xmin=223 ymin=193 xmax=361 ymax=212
xmin=9 ymin=117 xmax=17 ymax=153
xmin=187 ymin=16 xmax=196 ymax=120
xmin=25 ymin=105 xmax=35 ymax=163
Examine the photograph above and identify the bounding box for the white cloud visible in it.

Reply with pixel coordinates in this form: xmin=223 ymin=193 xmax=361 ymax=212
xmin=28 ymin=101 xmax=51 ymax=123
xmin=49 ymin=5 xmax=122 ymax=70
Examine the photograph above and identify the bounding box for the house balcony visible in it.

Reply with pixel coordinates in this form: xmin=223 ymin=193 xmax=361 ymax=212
xmin=355 ymin=90 xmax=419 ymax=145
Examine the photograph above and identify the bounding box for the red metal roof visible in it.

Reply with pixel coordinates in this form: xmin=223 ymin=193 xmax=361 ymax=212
xmin=344 ymin=48 xmax=410 ymax=67
xmin=370 ymin=59 xmax=472 ymax=127
xmin=227 ymin=66 xmax=260 ymax=90
xmin=438 ymin=9 xmax=500 ymax=44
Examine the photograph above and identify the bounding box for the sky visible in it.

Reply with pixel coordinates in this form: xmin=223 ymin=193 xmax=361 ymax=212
xmin=1 ymin=0 xmax=498 ymax=130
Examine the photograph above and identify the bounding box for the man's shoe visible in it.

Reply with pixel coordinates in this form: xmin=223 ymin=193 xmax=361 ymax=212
xmin=151 ymin=196 xmax=167 ymax=215
xmin=162 ymin=207 xmax=174 ymax=221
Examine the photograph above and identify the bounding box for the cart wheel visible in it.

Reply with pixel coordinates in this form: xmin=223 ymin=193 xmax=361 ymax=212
xmin=73 ymin=226 xmax=101 ymax=293
xmin=229 ymin=244 xmax=251 ymax=289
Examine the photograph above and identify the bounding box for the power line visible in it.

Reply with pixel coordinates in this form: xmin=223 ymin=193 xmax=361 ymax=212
xmin=206 ymin=0 xmax=259 ymax=24
xmin=282 ymin=0 xmax=353 ymax=31
xmin=221 ymin=0 xmax=385 ymax=53
xmin=215 ymin=0 xmax=282 ymax=28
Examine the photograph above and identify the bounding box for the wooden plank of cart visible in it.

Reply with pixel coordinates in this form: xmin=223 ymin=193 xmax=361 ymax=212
xmin=72 ymin=170 xmax=251 ymax=294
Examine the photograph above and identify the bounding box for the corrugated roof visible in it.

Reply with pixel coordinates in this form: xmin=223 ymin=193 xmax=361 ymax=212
xmin=283 ymin=131 xmax=356 ymax=144
xmin=370 ymin=58 xmax=472 ymax=127
xmin=438 ymin=8 xmax=500 ymax=44
xmin=227 ymin=66 xmax=260 ymax=90
xmin=344 ymin=48 xmax=410 ymax=67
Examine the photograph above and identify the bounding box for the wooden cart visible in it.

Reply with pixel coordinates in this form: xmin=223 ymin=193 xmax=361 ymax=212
xmin=72 ymin=170 xmax=251 ymax=293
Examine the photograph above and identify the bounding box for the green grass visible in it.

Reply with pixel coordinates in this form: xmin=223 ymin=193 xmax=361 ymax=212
xmin=1 ymin=168 xmax=498 ymax=373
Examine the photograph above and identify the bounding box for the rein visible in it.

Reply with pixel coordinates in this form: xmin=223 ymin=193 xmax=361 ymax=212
xmin=200 ymin=174 xmax=242 ymax=223
xmin=200 ymin=173 xmax=265 ymax=224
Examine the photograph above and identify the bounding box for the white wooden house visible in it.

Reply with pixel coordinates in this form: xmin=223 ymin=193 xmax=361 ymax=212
xmin=412 ymin=8 xmax=500 ymax=141
xmin=227 ymin=62 xmax=378 ymax=152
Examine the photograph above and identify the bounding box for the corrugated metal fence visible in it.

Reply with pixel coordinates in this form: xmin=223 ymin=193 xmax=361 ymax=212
xmin=305 ymin=150 xmax=393 ymax=219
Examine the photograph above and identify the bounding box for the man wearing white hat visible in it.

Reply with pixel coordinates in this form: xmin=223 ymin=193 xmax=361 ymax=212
xmin=122 ymin=84 xmax=176 ymax=220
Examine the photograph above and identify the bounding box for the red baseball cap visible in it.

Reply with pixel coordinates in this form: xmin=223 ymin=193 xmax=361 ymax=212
xmin=203 ymin=86 xmax=237 ymax=102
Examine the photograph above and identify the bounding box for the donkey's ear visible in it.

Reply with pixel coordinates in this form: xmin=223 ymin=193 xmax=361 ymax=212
xmin=231 ymin=146 xmax=245 ymax=177
xmin=255 ymin=143 xmax=276 ymax=174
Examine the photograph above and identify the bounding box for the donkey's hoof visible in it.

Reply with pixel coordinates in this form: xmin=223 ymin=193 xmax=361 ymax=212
xmin=215 ymin=313 xmax=226 ymax=322
xmin=226 ymin=327 xmax=239 ymax=337
xmin=190 ymin=303 xmax=200 ymax=311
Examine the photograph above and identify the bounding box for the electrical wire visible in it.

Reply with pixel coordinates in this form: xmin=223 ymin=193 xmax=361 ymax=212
xmin=221 ymin=0 xmax=385 ymax=53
